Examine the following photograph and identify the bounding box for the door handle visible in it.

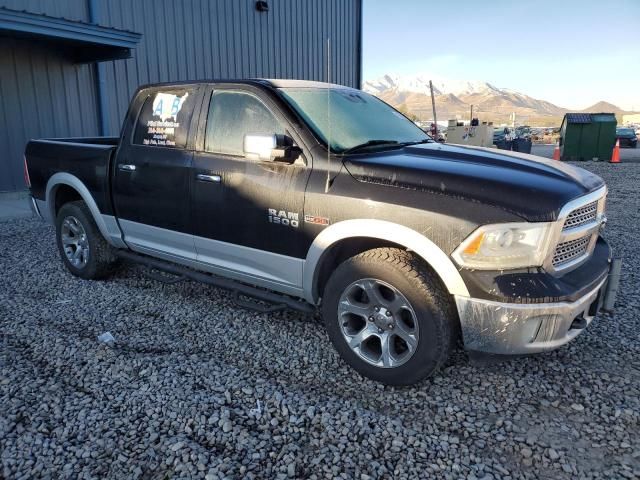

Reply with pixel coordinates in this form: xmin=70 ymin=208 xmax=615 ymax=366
xmin=196 ymin=173 xmax=221 ymax=183
xmin=119 ymin=164 xmax=137 ymax=171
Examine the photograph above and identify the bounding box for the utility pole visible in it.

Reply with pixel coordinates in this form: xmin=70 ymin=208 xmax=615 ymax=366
xmin=470 ymin=104 xmax=474 ymax=124
xmin=429 ymin=80 xmax=438 ymax=137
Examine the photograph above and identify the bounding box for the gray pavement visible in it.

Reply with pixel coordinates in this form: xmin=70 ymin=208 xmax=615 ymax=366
xmin=0 ymin=192 xmax=32 ymax=221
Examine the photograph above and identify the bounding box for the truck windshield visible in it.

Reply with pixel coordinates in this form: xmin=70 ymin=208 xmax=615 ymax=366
xmin=279 ymin=87 xmax=430 ymax=153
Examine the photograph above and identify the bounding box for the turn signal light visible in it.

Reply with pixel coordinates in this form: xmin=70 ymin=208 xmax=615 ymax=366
xmin=463 ymin=232 xmax=484 ymax=255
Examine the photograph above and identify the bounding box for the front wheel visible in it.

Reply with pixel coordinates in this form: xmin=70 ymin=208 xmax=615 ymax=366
xmin=55 ymin=201 xmax=119 ymax=280
xmin=322 ymin=248 xmax=455 ymax=385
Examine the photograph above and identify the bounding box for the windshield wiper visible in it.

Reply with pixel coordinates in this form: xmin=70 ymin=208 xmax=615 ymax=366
xmin=340 ymin=140 xmax=399 ymax=155
xmin=399 ymin=139 xmax=432 ymax=146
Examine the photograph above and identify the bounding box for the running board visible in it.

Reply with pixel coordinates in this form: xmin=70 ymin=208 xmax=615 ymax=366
xmin=143 ymin=268 xmax=185 ymax=284
xmin=115 ymin=250 xmax=316 ymax=314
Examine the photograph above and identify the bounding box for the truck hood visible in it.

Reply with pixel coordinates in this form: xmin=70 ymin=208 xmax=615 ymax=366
xmin=343 ymin=143 xmax=605 ymax=222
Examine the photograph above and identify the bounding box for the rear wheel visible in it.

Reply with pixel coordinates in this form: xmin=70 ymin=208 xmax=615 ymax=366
xmin=322 ymin=248 xmax=455 ymax=385
xmin=55 ymin=201 xmax=119 ymax=279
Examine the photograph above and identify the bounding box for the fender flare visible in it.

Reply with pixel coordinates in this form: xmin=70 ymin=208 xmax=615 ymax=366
xmin=45 ymin=172 xmax=126 ymax=248
xmin=302 ymin=219 xmax=470 ymax=303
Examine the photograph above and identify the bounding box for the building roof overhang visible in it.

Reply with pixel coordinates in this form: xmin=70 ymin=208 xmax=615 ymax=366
xmin=0 ymin=7 xmax=141 ymax=62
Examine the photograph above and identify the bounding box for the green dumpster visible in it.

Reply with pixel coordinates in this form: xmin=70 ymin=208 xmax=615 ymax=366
xmin=559 ymin=112 xmax=617 ymax=161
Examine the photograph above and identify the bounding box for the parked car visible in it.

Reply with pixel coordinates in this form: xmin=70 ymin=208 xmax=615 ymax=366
xmin=25 ymin=79 xmax=617 ymax=385
xmin=616 ymin=127 xmax=638 ymax=148
xmin=493 ymin=127 xmax=508 ymax=143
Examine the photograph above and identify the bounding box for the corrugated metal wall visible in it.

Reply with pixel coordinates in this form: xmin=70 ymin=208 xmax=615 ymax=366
xmin=0 ymin=0 xmax=362 ymax=191
xmin=0 ymin=0 xmax=88 ymax=21
xmin=98 ymin=0 xmax=362 ymax=134
xmin=0 ymin=38 xmax=100 ymax=191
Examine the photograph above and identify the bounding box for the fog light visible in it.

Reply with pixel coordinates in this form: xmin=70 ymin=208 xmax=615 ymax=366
xmin=522 ymin=317 xmax=543 ymax=343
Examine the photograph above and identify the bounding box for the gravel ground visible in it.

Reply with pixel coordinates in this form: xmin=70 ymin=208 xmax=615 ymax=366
xmin=530 ymin=145 xmax=640 ymax=163
xmin=1 ymin=162 xmax=639 ymax=480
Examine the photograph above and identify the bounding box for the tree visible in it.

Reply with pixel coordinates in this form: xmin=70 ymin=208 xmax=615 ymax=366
xmin=397 ymin=103 xmax=419 ymax=122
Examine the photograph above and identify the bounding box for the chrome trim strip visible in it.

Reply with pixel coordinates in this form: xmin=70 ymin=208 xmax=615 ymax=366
xmin=303 ymin=219 xmax=471 ymax=303
xmin=45 ymin=173 xmax=126 ymax=248
xmin=558 ymin=221 xmax=601 ymax=242
xmin=196 ymin=174 xmax=221 ymax=183
xmin=557 ymin=186 xmax=607 ymax=219
xmin=545 ymin=186 xmax=607 ymax=274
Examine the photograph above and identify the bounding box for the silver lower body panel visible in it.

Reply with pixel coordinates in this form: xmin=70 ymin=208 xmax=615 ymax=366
xmin=454 ymin=278 xmax=606 ymax=355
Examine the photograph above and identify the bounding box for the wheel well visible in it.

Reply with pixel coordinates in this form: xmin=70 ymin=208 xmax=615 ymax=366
xmin=314 ymin=237 xmax=405 ymax=300
xmin=53 ymin=185 xmax=83 ymax=216
xmin=314 ymin=237 xmax=462 ymax=344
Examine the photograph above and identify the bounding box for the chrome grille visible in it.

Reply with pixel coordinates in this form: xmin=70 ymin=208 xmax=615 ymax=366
xmin=563 ymin=201 xmax=598 ymax=230
xmin=552 ymin=235 xmax=591 ymax=267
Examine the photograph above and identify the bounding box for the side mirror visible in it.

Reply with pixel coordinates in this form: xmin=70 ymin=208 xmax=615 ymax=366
xmin=243 ymin=134 xmax=301 ymax=163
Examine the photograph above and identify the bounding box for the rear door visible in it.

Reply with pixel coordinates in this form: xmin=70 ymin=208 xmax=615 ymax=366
xmin=190 ymin=85 xmax=312 ymax=291
xmin=112 ymin=85 xmax=202 ymax=260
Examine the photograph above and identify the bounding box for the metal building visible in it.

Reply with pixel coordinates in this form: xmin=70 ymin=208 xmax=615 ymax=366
xmin=0 ymin=0 xmax=363 ymax=192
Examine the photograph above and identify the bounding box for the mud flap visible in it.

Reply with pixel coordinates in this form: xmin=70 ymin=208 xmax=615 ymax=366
xmin=601 ymin=257 xmax=622 ymax=313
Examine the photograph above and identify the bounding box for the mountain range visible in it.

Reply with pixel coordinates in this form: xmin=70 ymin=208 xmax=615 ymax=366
xmin=362 ymin=74 xmax=631 ymax=126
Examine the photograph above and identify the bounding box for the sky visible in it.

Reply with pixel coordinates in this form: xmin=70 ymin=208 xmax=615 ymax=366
xmin=362 ymin=0 xmax=640 ymax=111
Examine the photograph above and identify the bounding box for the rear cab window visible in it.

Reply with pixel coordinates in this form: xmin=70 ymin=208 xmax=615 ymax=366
xmin=133 ymin=87 xmax=197 ymax=148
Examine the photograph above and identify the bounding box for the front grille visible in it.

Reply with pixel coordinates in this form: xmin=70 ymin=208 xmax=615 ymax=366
xmin=552 ymin=235 xmax=591 ymax=267
xmin=563 ymin=201 xmax=598 ymax=230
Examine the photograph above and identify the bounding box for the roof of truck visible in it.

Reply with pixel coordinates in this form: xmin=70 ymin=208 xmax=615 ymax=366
xmin=259 ymin=79 xmax=350 ymax=89
xmin=137 ymin=78 xmax=352 ymax=91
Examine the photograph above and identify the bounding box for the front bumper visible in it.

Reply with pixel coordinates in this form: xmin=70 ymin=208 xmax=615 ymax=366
xmin=455 ymin=276 xmax=610 ymax=355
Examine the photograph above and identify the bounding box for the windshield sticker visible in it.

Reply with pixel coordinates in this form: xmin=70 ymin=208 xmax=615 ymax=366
xmin=152 ymin=92 xmax=189 ymax=121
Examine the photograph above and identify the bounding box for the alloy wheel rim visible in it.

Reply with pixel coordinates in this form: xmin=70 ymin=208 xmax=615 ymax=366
xmin=61 ymin=216 xmax=89 ymax=268
xmin=337 ymin=278 xmax=419 ymax=368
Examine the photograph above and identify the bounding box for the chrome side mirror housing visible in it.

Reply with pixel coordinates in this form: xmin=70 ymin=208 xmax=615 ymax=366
xmin=243 ymin=134 xmax=301 ymax=163
xmin=243 ymin=134 xmax=277 ymax=161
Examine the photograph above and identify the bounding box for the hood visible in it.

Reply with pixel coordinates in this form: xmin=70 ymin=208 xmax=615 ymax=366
xmin=343 ymin=143 xmax=605 ymax=221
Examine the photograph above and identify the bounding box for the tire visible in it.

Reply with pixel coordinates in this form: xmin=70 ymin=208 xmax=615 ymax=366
xmin=322 ymin=248 xmax=455 ymax=386
xmin=55 ymin=201 xmax=119 ymax=280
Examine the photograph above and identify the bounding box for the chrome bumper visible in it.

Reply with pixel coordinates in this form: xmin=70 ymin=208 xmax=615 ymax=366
xmin=454 ymin=278 xmax=607 ymax=355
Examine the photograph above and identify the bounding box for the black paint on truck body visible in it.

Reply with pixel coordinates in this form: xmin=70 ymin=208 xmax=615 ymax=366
xmin=25 ymin=79 xmax=610 ymax=304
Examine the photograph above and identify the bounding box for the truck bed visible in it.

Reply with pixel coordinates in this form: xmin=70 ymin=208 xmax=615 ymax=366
xmin=25 ymin=137 xmax=120 ymax=218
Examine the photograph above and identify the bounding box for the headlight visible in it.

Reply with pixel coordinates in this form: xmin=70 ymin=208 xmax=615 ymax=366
xmin=452 ymin=222 xmax=555 ymax=269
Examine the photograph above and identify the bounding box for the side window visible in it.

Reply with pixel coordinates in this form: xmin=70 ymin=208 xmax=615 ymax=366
xmin=205 ymin=90 xmax=285 ymax=156
xmin=133 ymin=88 xmax=196 ymax=148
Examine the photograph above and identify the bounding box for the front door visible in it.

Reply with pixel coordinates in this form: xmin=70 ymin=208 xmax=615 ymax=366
xmin=112 ymin=85 xmax=201 ymax=260
xmin=190 ymin=87 xmax=311 ymax=290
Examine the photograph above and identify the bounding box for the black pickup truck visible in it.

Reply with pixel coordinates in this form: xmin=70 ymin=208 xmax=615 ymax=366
xmin=25 ymin=79 xmax=618 ymax=385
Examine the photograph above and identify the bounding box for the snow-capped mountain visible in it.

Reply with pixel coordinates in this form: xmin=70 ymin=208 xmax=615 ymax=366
xmin=363 ymin=74 xmax=501 ymax=97
xmin=363 ymin=74 xmax=568 ymax=123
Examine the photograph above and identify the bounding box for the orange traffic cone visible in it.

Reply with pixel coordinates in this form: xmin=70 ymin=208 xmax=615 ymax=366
xmin=610 ymin=139 xmax=620 ymax=163
xmin=552 ymin=141 xmax=560 ymax=161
